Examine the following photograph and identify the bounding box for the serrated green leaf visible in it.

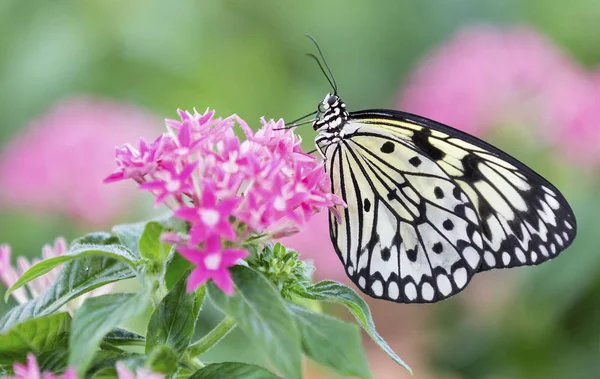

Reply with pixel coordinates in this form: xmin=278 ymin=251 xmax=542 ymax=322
xmin=139 ymin=221 xmax=171 ymax=263
xmin=146 ymin=272 xmax=201 ymax=357
xmin=72 ymin=232 xmax=120 ymax=246
xmin=5 ymin=244 xmax=137 ymax=301
xmin=288 ymin=304 xmax=372 ymax=379
xmin=112 ymin=221 xmax=147 ymax=256
xmin=104 ymin=328 xmax=145 ymax=346
xmin=189 ymin=362 xmax=282 ymax=379
xmin=69 ymin=293 xmax=149 ymax=375
xmin=0 ymin=256 xmax=135 ymax=333
xmin=0 ymin=312 xmax=71 ymax=364
xmin=295 ymin=280 xmax=411 ymax=373
xmin=207 ymin=266 xmax=302 ymax=379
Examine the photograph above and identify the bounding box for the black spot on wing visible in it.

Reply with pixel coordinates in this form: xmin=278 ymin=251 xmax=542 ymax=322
xmin=406 ymin=248 xmax=418 ymax=262
xmin=409 ymin=156 xmax=422 ymax=167
xmin=434 ymin=186 xmax=444 ymax=199
xmin=443 ymin=219 xmax=454 ymax=230
xmin=412 ymin=129 xmax=445 ymax=160
xmin=364 ymin=198 xmax=371 ymax=213
xmin=381 ymin=247 xmax=391 ymax=261
xmin=380 ymin=141 xmax=395 ymax=154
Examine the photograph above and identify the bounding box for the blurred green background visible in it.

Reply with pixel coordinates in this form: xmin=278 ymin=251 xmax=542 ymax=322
xmin=1 ymin=1 xmax=599 ymax=378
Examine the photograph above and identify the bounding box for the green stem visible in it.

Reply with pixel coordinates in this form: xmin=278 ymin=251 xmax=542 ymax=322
xmin=187 ymin=316 xmax=237 ymax=357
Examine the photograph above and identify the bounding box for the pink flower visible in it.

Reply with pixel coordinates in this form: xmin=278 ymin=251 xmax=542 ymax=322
xmin=139 ymin=161 xmax=198 ymax=205
xmin=107 ymin=108 xmax=344 ymax=294
xmin=178 ymin=235 xmax=248 ymax=295
xmin=397 ymin=25 xmax=596 ymax=146
xmin=7 ymin=353 xmax=77 ymax=379
xmin=0 ymin=237 xmax=114 ymax=311
xmin=115 ymin=362 xmax=165 ymax=379
xmin=176 ymin=185 xmax=239 ymax=244
xmin=0 ymin=96 xmax=161 ymax=226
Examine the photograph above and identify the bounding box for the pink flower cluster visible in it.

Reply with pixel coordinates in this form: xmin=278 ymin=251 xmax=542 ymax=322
xmin=6 ymin=354 xmax=164 ymax=379
xmin=0 ymin=238 xmax=114 ymax=311
xmin=398 ymin=25 xmax=600 ymax=167
xmin=105 ymin=109 xmax=343 ymax=294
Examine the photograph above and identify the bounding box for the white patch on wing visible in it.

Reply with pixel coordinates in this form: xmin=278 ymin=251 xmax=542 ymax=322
xmin=436 ymin=274 xmax=452 ymax=296
xmin=453 ymin=267 xmax=468 ymax=288
xmin=502 ymin=252 xmax=511 ymax=265
xmin=371 ymin=280 xmax=383 ymax=296
xmin=545 ymin=194 xmax=560 ymax=210
xmin=421 ymin=282 xmax=434 ymax=301
xmin=388 ymin=281 xmax=400 ymax=300
xmin=484 ymin=251 xmax=496 ymax=267
xmin=404 ymin=282 xmax=417 ymax=301
xmin=358 ymin=276 xmax=366 ymax=288
xmin=462 ymin=247 xmax=480 ymax=269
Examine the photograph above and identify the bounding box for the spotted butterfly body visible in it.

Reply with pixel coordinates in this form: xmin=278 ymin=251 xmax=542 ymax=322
xmin=313 ymin=94 xmax=577 ymax=303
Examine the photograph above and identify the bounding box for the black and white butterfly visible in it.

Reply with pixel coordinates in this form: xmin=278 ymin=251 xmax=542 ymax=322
xmin=301 ymin=37 xmax=577 ymax=303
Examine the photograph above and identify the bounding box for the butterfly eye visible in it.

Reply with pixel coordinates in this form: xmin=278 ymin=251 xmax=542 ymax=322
xmin=327 ymin=96 xmax=337 ymax=106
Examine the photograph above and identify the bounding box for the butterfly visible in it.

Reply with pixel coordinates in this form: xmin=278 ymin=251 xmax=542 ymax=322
xmin=299 ymin=36 xmax=577 ymax=303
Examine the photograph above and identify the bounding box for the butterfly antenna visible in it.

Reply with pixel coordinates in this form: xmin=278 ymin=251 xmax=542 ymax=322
xmin=273 ymin=118 xmax=316 ymax=131
xmin=285 ymin=110 xmax=318 ymax=126
xmin=305 ymin=34 xmax=338 ymax=94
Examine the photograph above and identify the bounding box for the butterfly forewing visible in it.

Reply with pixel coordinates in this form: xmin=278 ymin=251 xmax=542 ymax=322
xmin=350 ymin=110 xmax=577 ymax=272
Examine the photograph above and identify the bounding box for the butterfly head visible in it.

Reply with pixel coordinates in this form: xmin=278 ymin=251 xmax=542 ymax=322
xmin=313 ymin=93 xmax=349 ymax=132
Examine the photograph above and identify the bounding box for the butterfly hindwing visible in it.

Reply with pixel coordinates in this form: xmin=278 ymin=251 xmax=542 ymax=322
xmin=323 ymin=128 xmax=484 ymax=303
xmin=351 ymin=110 xmax=577 ymax=272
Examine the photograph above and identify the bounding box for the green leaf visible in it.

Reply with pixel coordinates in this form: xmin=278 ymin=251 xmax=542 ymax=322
xmin=139 ymin=221 xmax=171 ymax=262
xmin=86 ymin=350 xmax=140 ymax=378
xmin=73 ymin=232 xmax=120 ymax=246
xmin=164 ymin=252 xmax=193 ymax=290
xmin=0 ymin=312 xmax=71 ymax=364
xmin=5 ymin=243 xmax=137 ymax=301
xmin=295 ymin=280 xmax=412 ymax=373
xmin=0 ymin=256 xmax=135 ymax=332
xmin=146 ymin=272 xmax=203 ymax=357
xmin=189 ymin=362 xmax=282 ymax=379
xmin=288 ymin=304 xmax=372 ymax=379
xmin=104 ymin=328 xmax=145 ymax=346
xmin=36 ymin=348 xmax=70 ymax=373
xmin=208 ymin=266 xmax=302 ymax=379
xmin=69 ymin=293 xmax=150 ymax=375
xmin=112 ymin=221 xmax=147 ymax=255
xmin=147 ymin=344 xmax=178 ymax=375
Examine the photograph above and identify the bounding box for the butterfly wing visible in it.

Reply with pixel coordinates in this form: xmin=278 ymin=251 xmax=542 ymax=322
xmin=320 ymin=123 xmax=485 ymax=303
xmin=350 ymin=110 xmax=577 ymax=272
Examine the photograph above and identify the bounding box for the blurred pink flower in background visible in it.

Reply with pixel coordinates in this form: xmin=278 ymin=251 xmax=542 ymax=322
xmin=6 ymin=353 xmax=76 ymax=379
xmin=278 ymin=211 xmax=346 ymax=280
xmin=398 ymin=25 xmax=600 ymax=166
xmin=0 ymin=237 xmax=114 ymax=312
xmin=0 ymin=96 xmax=161 ymax=226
